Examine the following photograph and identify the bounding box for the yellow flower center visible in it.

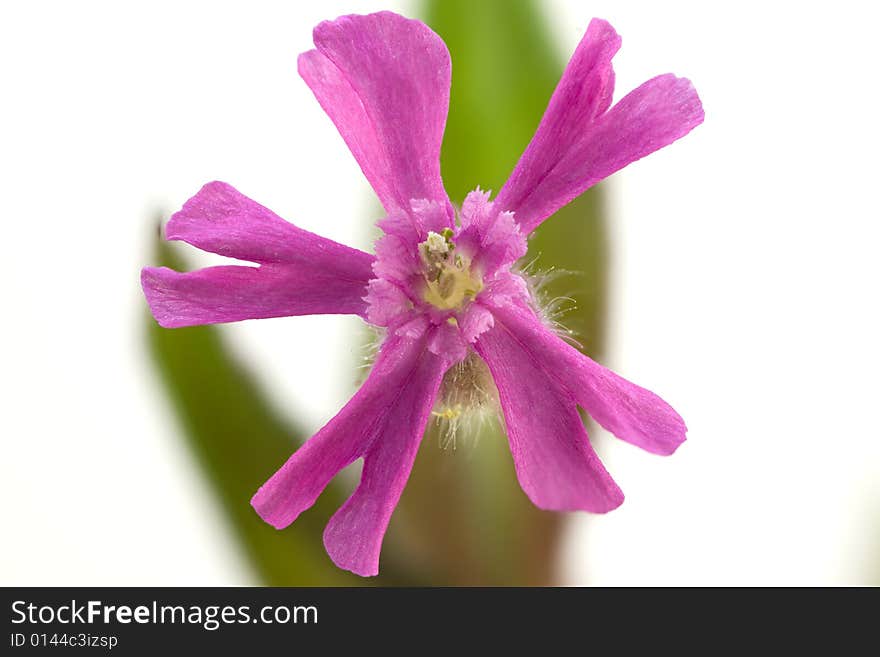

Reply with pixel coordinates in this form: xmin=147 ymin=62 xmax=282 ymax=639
xmin=420 ymin=230 xmax=483 ymax=311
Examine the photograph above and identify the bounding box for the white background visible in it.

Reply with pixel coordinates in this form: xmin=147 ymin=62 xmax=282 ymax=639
xmin=2 ymin=0 xmax=878 ymax=585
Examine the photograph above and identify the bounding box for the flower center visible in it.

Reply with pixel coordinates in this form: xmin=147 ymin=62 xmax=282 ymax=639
xmin=419 ymin=229 xmax=483 ymax=311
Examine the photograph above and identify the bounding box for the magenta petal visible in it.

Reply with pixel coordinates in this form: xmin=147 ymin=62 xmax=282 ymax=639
xmin=371 ymin=232 xmax=422 ymax=286
xmin=323 ymin=344 xmax=446 ymax=576
xmin=557 ymin=73 xmax=704 ymax=213
xmin=144 ymin=181 xmax=376 ymax=328
xmin=495 ymin=18 xmax=619 ymax=231
xmin=251 ymin=335 xmax=439 ymax=529
xmin=475 ymin=320 xmax=623 ymax=513
xmin=487 ymin=303 xmax=686 ymax=456
xmin=251 ymin=334 xmax=445 ymax=575
xmin=167 ymin=181 xmax=374 ymax=279
xmin=141 ymin=264 xmax=369 ymax=328
xmin=497 ymin=20 xmax=703 ymax=234
xmin=301 ymin=12 xmax=452 ymax=217
xmin=459 ymin=302 xmax=495 ymax=344
xmin=426 ymin=322 xmax=467 ymax=362
xmin=363 ymin=278 xmax=414 ymax=329
xmin=456 ymin=190 xmax=527 ymax=275
xmin=571 ymin=356 xmax=687 ymax=456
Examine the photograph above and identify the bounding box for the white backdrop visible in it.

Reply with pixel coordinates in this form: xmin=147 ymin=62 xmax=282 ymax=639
xmin=2 ymin=0 xmax=878 ymax=585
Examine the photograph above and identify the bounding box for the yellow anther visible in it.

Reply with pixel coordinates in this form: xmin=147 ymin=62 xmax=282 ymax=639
xmin=432 ymin=405 xmax=463 ymax=420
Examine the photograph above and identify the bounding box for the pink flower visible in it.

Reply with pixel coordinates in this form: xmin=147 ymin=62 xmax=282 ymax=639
xmin=142 ymin=11 xmax=703 ymax=576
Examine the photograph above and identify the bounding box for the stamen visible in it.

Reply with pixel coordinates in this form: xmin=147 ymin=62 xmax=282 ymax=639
xmin=433 ymin=353 xmax=499 ymax=450
xmin=419 ymin=231 xmax=483 ymax=311
xmin=424 ymin=230 xmax=451 ymax=255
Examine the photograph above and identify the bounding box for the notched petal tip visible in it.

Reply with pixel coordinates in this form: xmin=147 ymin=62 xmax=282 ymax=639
xmin=312 ymin=10 xmax=432 ymax=44
xmin=576 ymin=353 xmax=689 ymax=458
xmin=651 ymin=434 xmax=687 ymax=457
xmin=164 ymin=180 xmax=235 ymax=243
xmin=323 ymin=516 xmax=381 ymax=578
xmin=660 ymin=73 xmax=705 ymax=129
xmin=523 ymin=472 xmax=625 ymax=514
xmin=296 ymin=48 xmax=321 ymax=78
xmin=250 ymin=486 xmax=298 ymax=531
xmin=624 ymin=397 xmax=688 ymax=457
xmin=140 ymin=266 xmax=184 ymax=329
xmin=602 ymin=488 xmax=626 ymax=514
xmin=585 ymin=17 xmax=622 ymax=56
